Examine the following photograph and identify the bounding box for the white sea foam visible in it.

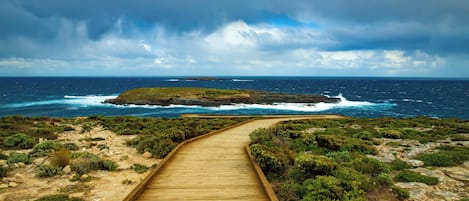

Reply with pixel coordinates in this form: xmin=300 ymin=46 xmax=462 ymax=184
xmin=232 ymin=79 xmax=253 ymax=82
xmin=3 ymin=93 xmax=396 ymax=112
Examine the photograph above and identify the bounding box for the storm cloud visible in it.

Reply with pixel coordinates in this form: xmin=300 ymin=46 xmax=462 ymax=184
xmin=0 ymin=0 xmax=468 ymax=76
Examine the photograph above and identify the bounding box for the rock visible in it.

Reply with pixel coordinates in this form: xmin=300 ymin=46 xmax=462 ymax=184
xmin=433 ymin=191 xmax=459 ymax=201
xmin=12 ymin=173 xmax=24 ymax=183
xmin=63 ymin=165 xmax=72 ymax=174
xmin=17 ymin=162 xmax=25 ymax=168
xmin=0 ymin=183 xmax=8 ymax=189
xmin=33 ymin=158 xmax=46 ymax=165
xmin=463 ymin=161 xmax=469 ymax=168
xmin=406 ymin=159 xmax=424 ymax=167
xmin=12 ymin=163 xmax=19 ymax=169
xmin=143 ymin=151 xmax=152 ymax=159
xmin=395 ymin=182 xmax=430 ymax=201
xmin=443 ymin=167 xmax=469 ymax=182
xmin=0 ymin=160 xmax=7 ymax=166
xmin=80 ymin=174 xmax=90 ymax=180
xmin=8 ymin=182 xmax=17 ymax=187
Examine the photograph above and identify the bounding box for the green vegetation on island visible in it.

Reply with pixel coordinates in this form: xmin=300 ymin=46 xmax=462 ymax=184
xmin=249 ymin=117 xmax=469 ymax=201
xmin=104 ymin=87 xmax=339 ymax=106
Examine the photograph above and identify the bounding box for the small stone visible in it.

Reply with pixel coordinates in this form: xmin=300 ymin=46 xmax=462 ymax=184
xmin=8 ymin=182 xmax=17 ymax=187
xmin=63 ymin=165 xmax=71 ymax=174
xmin=33 ymin=158 xmax=45 ymax=165
xmin=80 ymin=174 xmax=90 ymax=180
xmin=433 ymin=191 xmax=459 ymax=200
xmin=0 ymin=183 xmax=8 ymax=189
xmin=142 ymin=151 xmax=152 ymax=159
xmin=17 ymin=162 xmax=26 ymax=168
xmin=0 ymin=160 xmax=7 ymax=166
xmin=12 ymin=163 xmax=19 ymax=168
xmin=12 ymin=173 xmax=24 ymax=183
xmin=406 ymin=159 xmax=424 ymax=167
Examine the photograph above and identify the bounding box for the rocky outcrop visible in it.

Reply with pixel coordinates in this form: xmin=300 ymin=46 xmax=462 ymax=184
xmin=104 ymin=88 xmax=340 ymax=107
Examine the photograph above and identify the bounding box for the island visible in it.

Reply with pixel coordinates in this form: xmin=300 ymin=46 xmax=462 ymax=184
xmin=103 ymin=87 xmax=340 ymax=106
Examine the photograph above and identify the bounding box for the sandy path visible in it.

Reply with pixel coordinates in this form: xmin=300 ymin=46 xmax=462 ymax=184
xmin=134 ymin=115 xmax=344 ymax=201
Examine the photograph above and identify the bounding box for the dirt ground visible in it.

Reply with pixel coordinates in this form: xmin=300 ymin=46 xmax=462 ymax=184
xmin=0 ymin=126 xmax=160 ymax=201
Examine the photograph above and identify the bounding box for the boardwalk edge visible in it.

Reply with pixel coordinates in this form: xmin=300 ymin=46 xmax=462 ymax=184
xmin=245 ymin=144 xmax=280 ymax=201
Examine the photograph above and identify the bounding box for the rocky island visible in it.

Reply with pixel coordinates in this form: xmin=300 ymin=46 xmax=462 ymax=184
xmin=104 ymin=87 xmax=339 ymax=106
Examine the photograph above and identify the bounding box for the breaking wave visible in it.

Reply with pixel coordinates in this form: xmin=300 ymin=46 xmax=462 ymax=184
xmin=2 ymin=94 xmax=396 ymax=113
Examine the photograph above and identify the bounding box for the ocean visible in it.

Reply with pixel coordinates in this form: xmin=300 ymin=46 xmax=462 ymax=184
xmin=0 ymin=77 xmax=468 ymax=119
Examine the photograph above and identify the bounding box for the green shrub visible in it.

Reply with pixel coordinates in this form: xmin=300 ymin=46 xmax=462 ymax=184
xmin=451 ymin=135 xmax=469 ymax=141
xmin=294 ymin=153 xmax=337 ymax=178
xmin=0 ymin=166 xmax=9 ymax=178
xmin=276 ymin=181 xmax=303 ymax=201
xmin=416 ymin=152 xmax=454 ymax=166
xmin=34 ymin=194 xmax=84 ymax=201
xmin=50 ymin=150 xmax=71 ymax=168
xmin=249 ymin=128 xmax=273 ymax=146
xmin=36 ymin=165 xmax=63 ymax=177
xmin=333 ymin=167 xmax=371 ymax=191
xmin=127 ymin=136 xmax=177 ymax=158
xmin=31 ymin=140 xmax=63 ymax=156
xmin=391 ymin=186 xmax=410 ymax=201
xmin=0 ymin=152 xmax=7 ymax=160
xmin=390 ymin=160 xmax=412 ymax=170
xmin=376 ymin=173 xmax=394 ymax=187
xmin=63 ymin=143 xmax=79 ymax=151
xmin=70 ymin=153 xmax=117 ymax=174
xmin=350 ymin=157 xmax=390 ymax=177
xmin=353 ymin=131 xmax=374 ymax=140
xmin=4 ymin=133 xmax=36 ymax=149
xmin=132 ymin=163 xmax=149 ymax=173
xmin=7 ymin=152 xmax=32 ymax=164
xmin=381 ymin=129 xmax=402 ymax=139
xmin=250 ymin=144 xmax=286 ymax=174
xmin=326 ymin=151 xmax=352 ymax=163
xmin=394 ymin=170 xmax=439 ymax=185
xmin=460 ymin=197 xmax=469 ymax=201
xmin=303 ymin=176 xmax=344 ymax=201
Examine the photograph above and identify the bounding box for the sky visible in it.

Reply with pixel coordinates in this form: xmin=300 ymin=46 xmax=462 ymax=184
xmin=0 ymin=0 xmax=468 ymax=77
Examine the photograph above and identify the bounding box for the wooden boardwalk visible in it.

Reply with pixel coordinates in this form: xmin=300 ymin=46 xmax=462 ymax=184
xmin=134 ymin=115 xmax=343 ymax=201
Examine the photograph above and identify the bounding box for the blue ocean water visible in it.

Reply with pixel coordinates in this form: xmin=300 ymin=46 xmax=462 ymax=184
xmin=0 ymin=77 xmax=468 ymax=119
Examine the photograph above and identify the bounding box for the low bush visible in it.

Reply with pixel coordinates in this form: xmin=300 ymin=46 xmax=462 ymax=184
xmin=7 ymin=152 xmax=32 ymax=164
xmin=132 ymin=163 xmax=149 ymax=173
xmin=250 ymin=144 xmax=287 ymax=174
xmin=0 ymin=152 xmax=7 ymax=160
xmin=70 ymin=152 xmax=117 ymax=174
xmin=391 ymin=186 xmax=410 ymax=200
xmin=450 ymin=135 xmax=469 ymax=141
xmin=36 ymin=165 xmax=63 ymax=177
xmin=34 ymin=194 xmax=84 ymax=201
xmin=50 ymin=150 xmax=71 ymax=168
xmin=302 ymin=176 xmax=345 ymax=201
xmin=394 ymin=170 xmax=439 ymax=185
xmin=380 ymin=129 xmax=402 ymax=139
xmin=63 ymin=143 xmax=79 ymax=151
xmin=376 ymin=173 xmax=394 ymax=187
xmin=127 ymin=136 xmax=177 ymax=158
xmin=31 ymin=140 xmax=63 ymax=156
xmin=349 ymin=157 xmax=390 ymax=177
xmin=294 ymin=153 xmax=337 ymax=178
xmin=0 ymin=166 xmax=9 ymax=178
xmin=416 ymin=146 xmax=469 ymax=167
xmin=326 ymin=151 xmax=352 ymax=163
xmin=4 ymin=133 xmax=36 ymax=149
xmin=249 ymin=128 xmax=274 ymax=146
xmin=390 ymin=159 xmax=412 ymax=170
xmin=353 ymin=131 xmax=374 ymax=140
xmin=333 ymin=167 xmax=371 ymax=191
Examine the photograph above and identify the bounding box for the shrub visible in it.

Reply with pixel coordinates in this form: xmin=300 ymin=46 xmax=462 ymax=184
xmin=415 ymin=146 xmax=469 ymax=167
xmin=128 ymin=136 xmax=177 ymax=158
xmin=132 ymin=163 xmax=149 ymax=173
xmin=4 ymin=133 xmax=36 ymax=149
xmin=249 ymin=128 xmax=273 ymax=146
xmin=36 ymin=165 xmax=63 ymax=177
xmin=276 ymin=181 xmax=303 ymax=201
xmin=394 ymin=170 xmax=439 ymax=185
xmin=451 ymin=135 xmax=469 ymax=141
xmin=376 ymin=173 xmax=394 ymax=187
xmin=353 ymin=131 xmax=374 ymax=140
xmin=391 ymin=186 xmax=410 ymax=201
xmin=0 ymin=152 xmax=7 ymax=160
xmin=350 ymin=157 xmax=390 ymax=177
xmin=50 ymin=150 xmax=71 ymax=168
xmin=34 ymin=194 xmax=84 ymax=201
xmin=63 ymin=143 xmax=79 ymax=151
xmin=302 ymin=176 xmax=344 ymax=201
xmin=326 ymin=151 xmax=352 ymax=163
xmin=250 ymin=144 xmax=286 ymax=174
xmin=70 ymin=152 xmax=117 ymax=174
xmin=31 ymin=140 xmax=63 ymax=156
xmin=390 ymin=160 xmax=412 ymax=170
xmin=333 ymin=167 xmax=371 ymax=191
xmin=294 ymin=153 xmax=337 ymax=178
xmin=381 ymin=129 xmax=402 ymax=139
xmin=7 ymin=152 xmax=32 ymax=164
xmin=0 ymin=166 xmax=9 ymax=178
